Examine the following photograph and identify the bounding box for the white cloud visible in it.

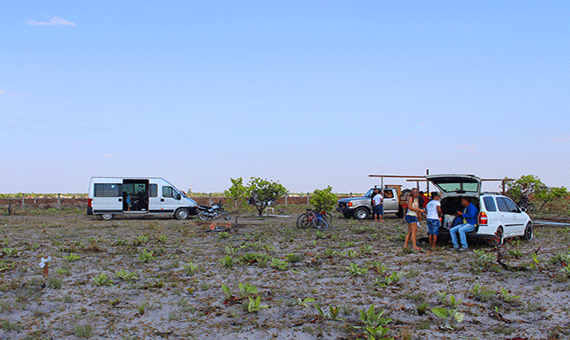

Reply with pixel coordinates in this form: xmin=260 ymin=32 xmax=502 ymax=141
xmin=27 ymin=16 xmax=76 ymax=27
xmin=0 ymin=89 xmax=4 ymax=95
xmin=0 ymin=90 xmax=31 ymax=97
xmin=554 ymin=135 xmax=570 ymax=143
xmin=104 ymin=153 xmax=119 ymax=157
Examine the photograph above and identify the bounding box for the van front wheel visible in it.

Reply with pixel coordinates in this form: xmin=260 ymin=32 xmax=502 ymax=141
xmin=175 ymin=209 xmax=190 ymax=220
xmin=101 ymin=213 xmax=114 ymax=221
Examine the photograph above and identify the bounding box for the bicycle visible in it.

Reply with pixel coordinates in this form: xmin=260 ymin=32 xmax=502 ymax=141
xmin=296 ymin=209 xmax=330 ymax=230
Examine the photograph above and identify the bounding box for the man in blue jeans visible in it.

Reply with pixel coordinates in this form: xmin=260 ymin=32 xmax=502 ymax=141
xmin=449 ymin=197 xmax=478 ymax=252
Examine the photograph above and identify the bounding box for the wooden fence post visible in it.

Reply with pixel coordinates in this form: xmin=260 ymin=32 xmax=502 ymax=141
xmin=209 ymin=193 xmax=212 ymax=205
xmin=307 ymin=194 xmax=310 ymax=206
xmin=285 ymin=195 xmax=288 ymax=206
xmin=57 ymin=193 xmax=61 ymax=208
xmin=22 ymin=194 xmax=25 ymax=210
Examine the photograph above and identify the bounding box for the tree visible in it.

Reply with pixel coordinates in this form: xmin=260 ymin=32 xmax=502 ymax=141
xmin=309 ymin=186 xmax=338 ymax=212
xmin=224 ymin=177 xmax=250 ymax=226
xmin=505 ymin=175 xmax=568 ymax=210
xmin=504 ymin=175 xmax=547 ymax=201
xmin=247 ymin=177 xmax=288 ymax=217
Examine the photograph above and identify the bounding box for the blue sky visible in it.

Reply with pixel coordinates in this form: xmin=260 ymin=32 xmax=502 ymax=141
xmin=1 ymin=1 xmax=569 ymax=193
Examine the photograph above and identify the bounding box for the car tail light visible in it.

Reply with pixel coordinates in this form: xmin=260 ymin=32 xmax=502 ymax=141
xmin=348 ymin=202 xmax=353 ymax=207
xmin=88 ymin=198 xmax=92 ymax=208
xmin=479 ymin=211 xmax=488 ymax=225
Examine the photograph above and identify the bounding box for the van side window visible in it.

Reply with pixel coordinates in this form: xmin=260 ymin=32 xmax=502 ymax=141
xmin=150 ymin=184 xmax=158 ymax=197
xmin=504 ymin=198 xmax=520 ymax=213
xmin=162 ymin=186 xmax=175 ymax=198
xmin=497 ymin=197 xmax=509 ymax=212
xmin=483 ymin=197 xmax=497 ymax=212
xmin=94 ymin=183 xmax=121 ymax=197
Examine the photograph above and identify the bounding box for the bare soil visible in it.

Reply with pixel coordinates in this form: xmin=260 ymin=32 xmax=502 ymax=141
xmin=0 ymin=209 xmax=569 ymax=340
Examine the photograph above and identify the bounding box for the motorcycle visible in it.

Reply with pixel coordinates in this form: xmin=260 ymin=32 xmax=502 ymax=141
xmin=197 ymin=201 xmax=231 ymax=221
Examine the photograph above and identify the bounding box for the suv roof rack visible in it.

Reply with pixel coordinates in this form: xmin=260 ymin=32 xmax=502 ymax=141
xmin=481 ymin=192 xmax=502 ymax=195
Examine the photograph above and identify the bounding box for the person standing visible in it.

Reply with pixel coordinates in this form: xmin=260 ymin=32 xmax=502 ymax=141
xmin=404 ymin=188 xmax=426 ymax=251
xmin=449 ymin=197 xmax=478 ymax=252
xmin=426 ymin=192 xmax=442 ymax=251
xmin=373 ymin=189 xmax=384 ymax=223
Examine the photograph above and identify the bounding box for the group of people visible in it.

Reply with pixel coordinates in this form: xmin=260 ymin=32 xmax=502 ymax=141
xmin=372 ymin=188 xmax=478 ymax=252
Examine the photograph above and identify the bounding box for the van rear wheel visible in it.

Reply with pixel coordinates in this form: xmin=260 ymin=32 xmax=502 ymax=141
xmin=100 ymin=213 xmax=114 ymax=221
xmin=175 ymin=209 xmax=190 ymax=220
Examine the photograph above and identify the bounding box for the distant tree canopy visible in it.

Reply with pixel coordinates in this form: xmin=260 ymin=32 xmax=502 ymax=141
xmin=505 ymin=175 xmax=568 ymax=210
xmin=224 ymin=177 xmax=251 ymax=226
xmin=248 ymin=177 xmax=288 ymax=217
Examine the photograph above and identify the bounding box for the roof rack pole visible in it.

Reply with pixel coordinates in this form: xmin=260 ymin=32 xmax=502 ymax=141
xmin=426 ymin=169 xmax=429 ymax=193
xmin=381 ymin=176 xmax=384 ymax=190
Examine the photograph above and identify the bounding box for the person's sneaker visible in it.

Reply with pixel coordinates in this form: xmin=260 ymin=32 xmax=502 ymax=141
xmin=448 ymin=247 xmax=459 ymax=251
xmin=457 ymin=247 xmax=468 ymax=252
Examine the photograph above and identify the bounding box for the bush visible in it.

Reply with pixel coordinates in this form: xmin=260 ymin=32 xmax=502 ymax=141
xmin=309 ymin=186 xmax=338 ymax=212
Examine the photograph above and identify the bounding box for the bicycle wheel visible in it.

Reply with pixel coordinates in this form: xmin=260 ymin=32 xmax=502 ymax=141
xmin=325 ymin=212 xmax=333 ymax=227
xmin=221 ymin=210 xmax=231 ymax=221
xmin=313 ymin=217 xmax=328 ymax=230
xmin=296 ymin=213 xmax=311 ymax=229
xmin=527 ymin=204 xmax=536 ymax=214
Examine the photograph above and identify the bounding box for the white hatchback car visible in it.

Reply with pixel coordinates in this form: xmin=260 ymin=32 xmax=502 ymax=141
xmin=426 ymin=174 xmax=533 ymax=245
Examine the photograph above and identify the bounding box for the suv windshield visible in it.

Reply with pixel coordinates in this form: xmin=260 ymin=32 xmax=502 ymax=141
xmin=364 ymin=189 xmax=374 ymax=197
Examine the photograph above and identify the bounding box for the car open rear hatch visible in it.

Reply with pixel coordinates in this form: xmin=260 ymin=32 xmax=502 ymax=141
xmin=426 ymin=174 xmax=481 ymax=197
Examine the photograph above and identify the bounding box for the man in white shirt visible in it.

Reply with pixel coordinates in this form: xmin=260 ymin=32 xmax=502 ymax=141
xmin=426 ymin=192 xmax=442 ymax=250
xmin=373 ymin=189 xmax=384 ymax=223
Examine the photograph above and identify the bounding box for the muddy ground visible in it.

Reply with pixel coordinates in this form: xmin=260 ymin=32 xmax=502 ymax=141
xmin=0 ymin=208 xmax=569 ymax=340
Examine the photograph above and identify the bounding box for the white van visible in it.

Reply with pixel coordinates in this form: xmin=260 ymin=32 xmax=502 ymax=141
xmin=87 ymin=177 xmax=197 ymax=220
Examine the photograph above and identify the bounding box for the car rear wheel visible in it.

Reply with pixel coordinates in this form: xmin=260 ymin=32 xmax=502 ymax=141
xmin=353 ymin=207 xmax=369 ymax=220
xmin=522 ymin=223 xmax=533 ymax=241
xmin=100 ymin=213 xmax=114 ymax=221
xmin=175 ymin=209 xmax=189 ymax=220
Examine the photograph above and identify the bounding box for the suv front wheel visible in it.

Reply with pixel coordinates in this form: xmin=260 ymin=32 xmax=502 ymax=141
xmin=353 ymin=207 xmax=370 ymax=220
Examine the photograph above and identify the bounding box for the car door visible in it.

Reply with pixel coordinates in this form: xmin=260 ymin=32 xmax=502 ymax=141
xmin=382 ymin=189 xmax=398 ymax=212
xmin=503 ymin=197 xmax=526 ymax=235
xmin=425 ymin=174 xmax=481 ymax=199
xmin=92 ymin=182 xmax=123 ymax=213
xmin=496 ymin=197 xmax=516 ymax=237
xmin=161 ymin=185 xmax=181 ymax=213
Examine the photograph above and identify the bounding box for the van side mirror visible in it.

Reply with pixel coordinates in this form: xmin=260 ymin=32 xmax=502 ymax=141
xmin=175 ymin=193 xmax=181 ymax=200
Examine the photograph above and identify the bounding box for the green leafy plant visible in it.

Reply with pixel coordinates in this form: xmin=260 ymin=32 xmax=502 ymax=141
xmin=241 ymin=252 xmax=263 ymax=264
xmin=369 ymin=261 xmax=388 ymax=275
xmin=297 ymin=297 xmax=315 ymax=308
xmin=355 ymin=305 xmax=393 ymax=339
xmin=500 ymin=288 xmax=520 ymax=303
xmin=132 ymin=234 xmax=149 ymax=246
xmin=0 ymin=260 xmax=14 ymax=272
xmin=445 ymin=294 xmax=462 ymax=308
xmin=431 ymin=307 xmax=464 ymax=330
xmin=64 ymin=253 xmax=81 ymax=262
xmin=286 ymin=253 xmax=304 ymax=263
xmin=270 ymin=258 xmax=288 ymax=271
xmin=47 ymin=277 xmax=62 ymax=289
xmin=436 ymin=291 xmax=447 ymax=304
xmin=157 ymin=235 xmax=167 ymax=243
xmin=225 ymin=246 xmax=237 ymax=255
xmin=376 ymin=271 xmax=403 ymax=286
xmin=224 ymin=177 xmax=251 ymax=226
xmin=342 ymin=249 xmax=358 ymax=259
xmin=309 ymin=186 xmax=338 ymax=212
xmin=314 ymin=303 xmax=344 ymax=321
xmin=360 ymin=244 xmax=373 ymax=255
xmin=508 ymin=249 xmax=523 ymax=258
xmin=246 ymin=296 xmax=269 ymax=313
xmin=560 ymin=265 xmax=570 ymax=276
xmin=93 ymin=273 xmax=114 ymax=286
xmin=470 ymin=284 xmax=494 ymax=302
xmin=347 ymin=263 xmax=368 ymax=277
xmin=550 ymin=252 xmax=570 ymax=265
xmin=115 ymin=269 xmax=138 ymax=281
xmin=238 ymin=283 xmax=258 ymax=297
xmin=183 ymin=262 xmax=198 ymax=276
xmin=473 ymin=249 xmax=494 ymax=267
xmin=138 ymin=249 xmax=155 ymax=263
xmin=323 ymin=248 xmax=338 ymax=258
xmin=219 ymin=255 xmax=235 ymax=268
xmin=112 ymin=237 xmax=128 ymax=246
xmin=218 ymin=232 xmax=230 ymax=240
xmin=1 ymin=247 xmax=17 ymax=257
xmin=530 ymin=253 xmax=540 ymax=270
xmin=221 ymin=284 xmax=232 ymax=299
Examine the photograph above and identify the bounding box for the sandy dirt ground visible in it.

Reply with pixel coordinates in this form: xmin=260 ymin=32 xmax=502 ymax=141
xmin=0 ymin=209 xmax=569 ymax=340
